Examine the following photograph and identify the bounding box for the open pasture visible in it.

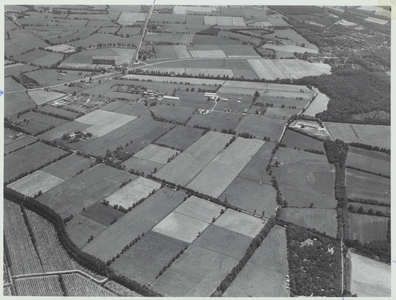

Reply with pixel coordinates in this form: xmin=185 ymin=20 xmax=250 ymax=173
xmin=123 ymin=157 xmax=164 ymax=174
xmin=13 ymin=49 xmax=49 ymax=63
xmin=346 ymin=147 xmax=390 ymax=177
xmin=4 ymin=92 xmax=36 ymax=117
xmin=82 ymin=201 xmax=126 ymax=227
xmin=349 ymin=252 xmax=391 ymax=297
xmin=5 ymin=29 xmax=48 ymax=57
xmin=84 ymin=113 xmax=136 ymax=137
xmin=220 ymin=178 xmax=277 ymax=216
xmin=12 ymin=111 xmax=69 ymax=135
xmin=152 ymin=245 xmax=238 ymax=297
xmin=325 ymin=123 xmax=390 ymax=149
xmin=177 ymin=92 xmax=216 ymax=110
xmin=145 ymin=33 xmax=193 ymax=44
xmin=24 ymin=69 xmax=89 ymax=87
xmin=105 ymin=177 xmax=161 ymax=208
xmin=281 ymin=129 xmax=325 ymax=151
xmin=5 ymin=77 xmax=25 ymax=92
xmin=27 ymin=90 xmax=66 ymax=106
xmin=134 ymin=144 xmax=179 ymax=164
xmin=186 ymin=111 xmax=241 ymax=132
xmin=37 ymin=121 xmax=90 ymax=141
xmin=345 ymin=169 xmax=390 ymax=204
xmin=193 ymin=35 xmax=240 ymax=46
xmin=82 ymin=188 xmax=186 ymax=261
xmin=37 ymin=164 xmax=134 ymax=218
xmin=220 ymin=80 xmax=312 ymax=94
xmin=155 ymin=125 xmax=204 ymax=150
xmin=187 ymin=138 xmax=264 ymax=198
xmin=186 ymin=15 xmax=204 ymax=24
xmin=31 ymin=52 xmax=64 ymax=67
xmin=4 ymin=142 xmax=68 ymax=183
xmin=66 ymin=214 xmax=107 ymax=248
xmin=4 ymin=136 xmax=37 ymax=155
xmin=234 ymin=116 xmax=286 ymax=141
xmin=111 ymin=231 xmax=187 ymax=284
xmin=281 ymin=208 xmax=337 ymax=237
xmin=349 ymin=214 xmax=389 ymax=243
xmin=7 ymin=170 xmax=64 ymax=197
xmin=194 ymin=224 xmax=252 ymax=261
xmin=215 ymin=209 xmax=264 ymax=238
xmin=224 ymin=225 xmax=289 ymax=297
xmin=5 ymin=63 xmax=37 ymax=78
xmin=154 ymin=45 xmax=178 ymax=59
xmin=264 ymin=107 xmax=300 ymax=119
xmin=156 ymin=131 xmax=231 ymax=186
xmin=45 ymin=44 xmax=76 ymax=53
xmin=175 ymin=196 xmax=223 ymax=223
xmin=150 ymin=105 xmax=195 ymax=123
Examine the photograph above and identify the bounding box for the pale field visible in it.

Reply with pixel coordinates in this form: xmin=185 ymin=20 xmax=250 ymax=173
xmin=134 ymin=144 xmax=179 ymax=164
xmin=175 ymin=196 xmax=223 ymax=223
xmin=75 ymin=110 xmax=120 ymax=125
xmin=274 ymin=60 xmax=331 ymax=79
xmin=151 ymin=211 xmax=209 ymax=243
xmin=186 ymin=137 xmax=265 ymax=198
xmin=349 ymin=252 xmax=391 ymax=297
xmin=365 ymin=16 xmax=388 ymax=25
xmin=189 ymin=50 xmax=227 ymax=58
xmin=118 ymin=12 xmax=147 ymax=25
xmin=7 ymin=170 xmax=64 ymax=197
xmin=173 ymin=45 xmax=192 ymax=59
xmin=85 ymin=114 xmax=136 ymax=137
xmin=156 ymin=131 xmax=231 ymax=186
xmin=336 ymin=19 xmax=357 ymax=26
xmin=215 ymin=209 xmax=264 ymax=238
xmin=304 ymin=87 xmax=329 ymax=116
xmin=248 ymin=59 xmax=286 ymax=80
xmin=105 ymin=177 xmax=161 ymax=208
xmin=173 ymin=6 xmax=216 ymax=14
xmin=27 ymin=90 xmax=66 ymax=106
xmin=45 ymin=44 xmax=75 ymax=52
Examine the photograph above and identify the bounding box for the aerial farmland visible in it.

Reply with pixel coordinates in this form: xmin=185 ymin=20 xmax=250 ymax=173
xmin=3 ymin=3 xmax=391 ymax=298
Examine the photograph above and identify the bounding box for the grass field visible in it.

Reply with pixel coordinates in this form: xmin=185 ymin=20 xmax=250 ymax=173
xmin=194 ymin=224 xmax=252 ymax=261
xmin=82 ymin=201 xmax=126 ymax=227
xmin=219 ymin=177 xmax=277 ymax=216
xmin=27 ymin=90 xmax=66 ymax=106
xmin=349 ymin=214 xmax=389 ymax=244
xmin=5 ymin=77 xmax=25 ymax=92
xmin=224 ymin=225 xmax=289 ymax=297
xmin=7 ymin=170 xmax=64 ymax=197
xmin=111 ymin=231 xmax=187 ymax=284
xmin=273 ymin=148 xmax=336 ymax=208
xmin=82 ymin=188 xmax=186 ymax=261
xmin=346 ymin=147 xmax=390 ymax=177
xmin=280 ymin=208 xmax=337 ymax=237
xmin=12 ymin=111 xmax=69 ymax=135
xmin=66 ymin=214 xmax=107 ymax=248
xmin=4 ymin=135 xmax=37 ymax=155
xmin=265 ymin=29 xmax=318 ymax=50
xmin=215 ymin=209 xmax=264 ymax=238
xmin=234 ymin=116 xmax=286 ymax=141
xmin=349 ymin=252 xmax=391 ymax=297
xmin=325 ymin=123 xmax=390 ymax=149
xmin=24 ymin=69 xmax=89 ymax=87
xmin=187 ymin=138 xmax=264 ymax=198
xmin=5 ymin=63 xmax=37 ymax=78
xmin=187 ymin=111 xmax=241 ymax=132
xmin=4 ymin=92 xmax=37 ymax=118
xmin=105 ymin=177 xmax=161 ymax=208
xmin=37 ymin=164 xmax=134 ymax=218
xmin=156 ymin=131 xmax=231 ymax=186
xmin=134 ymin=144 xmax=179 ymax=164
xmin=345 ymin=169 xmax=390 ymax=204
xmin=152 ymin=245 xmax=238 ymax=297
xmin=304 ymin=87 xmax=329 ymax=116
xmin=150 ymin=105 xmax=195 ymax=124
xmin=4 ymin=142 xmax=68 ymax=183
xmin=6 ymin=29 xmax=48 ymax=57
xmin=155 ymin=125 xmax=204 ymax=150
xmin=123 ymin=157 xmax=164 ymax=174
xmin=281 ymin=129 xmax=324 ymax=152
xmin=177 ymin=91 xmax=214 ymax=110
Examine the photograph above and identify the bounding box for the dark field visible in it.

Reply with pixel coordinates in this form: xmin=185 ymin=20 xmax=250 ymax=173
xmin=4 ymin=136 xmax=37 ymax=155
xmin=42 ymin=154 xmax=93 ymax=180
xmin=281 ymin=129 xmax=324 ymax=152
xmin=82 ymin=201 xmax=127 ymax=227
xmin=155 ymin=125 xmax=204 ymax=150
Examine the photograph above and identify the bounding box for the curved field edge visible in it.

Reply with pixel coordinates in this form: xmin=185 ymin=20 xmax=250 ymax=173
xmin=4 ymin=187 xmax=162 ymax=297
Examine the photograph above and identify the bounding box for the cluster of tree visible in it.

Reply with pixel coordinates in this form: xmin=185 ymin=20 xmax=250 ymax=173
xmin=346 ymin=165 xmax=390 ymax=179
xmin=295 ymin=69 xmax=390 ymax=125
xmin=303 ymin=149 xmax=324 ymax=155
xmin=348 ymin=197 xmax=390 ymax=207
xmin=286 ymin=224 xmax=342 ymax=297
xmin=213 ymin=216 xmax=277 ymax=296
xmin=349 ymin=142 xmax=390 ymax=154
xmin=32 ymin=108 xmax=76 ymax=121
xmin=323 ymin=139 xmax=348 ymax=165
xmin=11 ymin=73 xmax=40 ymax=89
xmin=4 ymin=188 xmax=161 ymax=296
xmin=348 ymin=205 xmax=389 ymax=217
xmin=156 ymin=245 xmax=189 ymax=279
xmin=345 ymin=239 xmax=390 ymax=263
xmin=63 ymin=214 xmax=74 ymax=223
xmin=152 ymin=142 xmax=183 ymax=153
xmin=196 ymin=26 xmax=221 ymax=36
xmin=224 ymin=135 xmax=237 ymax=150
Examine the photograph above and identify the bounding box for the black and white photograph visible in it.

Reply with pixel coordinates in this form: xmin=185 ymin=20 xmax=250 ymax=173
xmin=2 ymin=1 xmax=392 ymax=298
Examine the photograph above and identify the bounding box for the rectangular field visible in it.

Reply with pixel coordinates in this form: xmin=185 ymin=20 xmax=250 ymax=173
xmin=224 ymin=225 xmax=289 ymax=297
xmin=82 ymin=188 xmax=186 ymax=261
xmin=156 ymin=131 xmax=231 ymax=186
xmin=37 ymin=164 xmax=134 ymax=218
xmin=235 ymin=116 xmax=286 ymax=141
xmin=134 ymin=144 xmax=179 ymax=164
xmin=36 ymin=121 xmax=91 ymax=141
xmin=345 ymin=169 xmax=390 ymax=204
xmin=175 ymin=196 xmax=223 ymax=223
xmin=346 ymin=147 xmax=390 ymax=177
xmin=349 ymin=252 xmax=391 ymax=297
xmin=123 ymin=157 xmax=164 ymax=174
xmin=280 ymin=208 xmax=337 ymax=237
xmin=4 ymin=92 xmax=37 ymax=118
xmin=152 ymin=245 xmax=238 ymax=297
xmin=7 ymin=170 xmax=64 ymax=197
xmin=215 ymin=209 xmax=264 ymax=238
xmin=4 ymin=136 xmax=37 ymax=155
xmin=66 ymin=214 xmax=107 ymax=248
xmin=187 ymin=138 xmax=264 ymax=197
xmin=325 ymin=123 xmax=390 ymax=150
xmin=105 ymin=177 xmax=161 ymax=208
xmin=111 ymin=231 xmax=188 ymax=284
xmin=82 ymin=201 xmax=126 ymax=227
xmin=155 ymin=125 xmax=204 ymax=151
xmin=42 ymin=154 xmax=93 ymax=180
xmin=349 ymin=214 xmax=389 ymax=243
xmin=4 ymin=142 xmax=68 ymax=183
xmin=281 ymin=129 xmax=325 ymax=152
